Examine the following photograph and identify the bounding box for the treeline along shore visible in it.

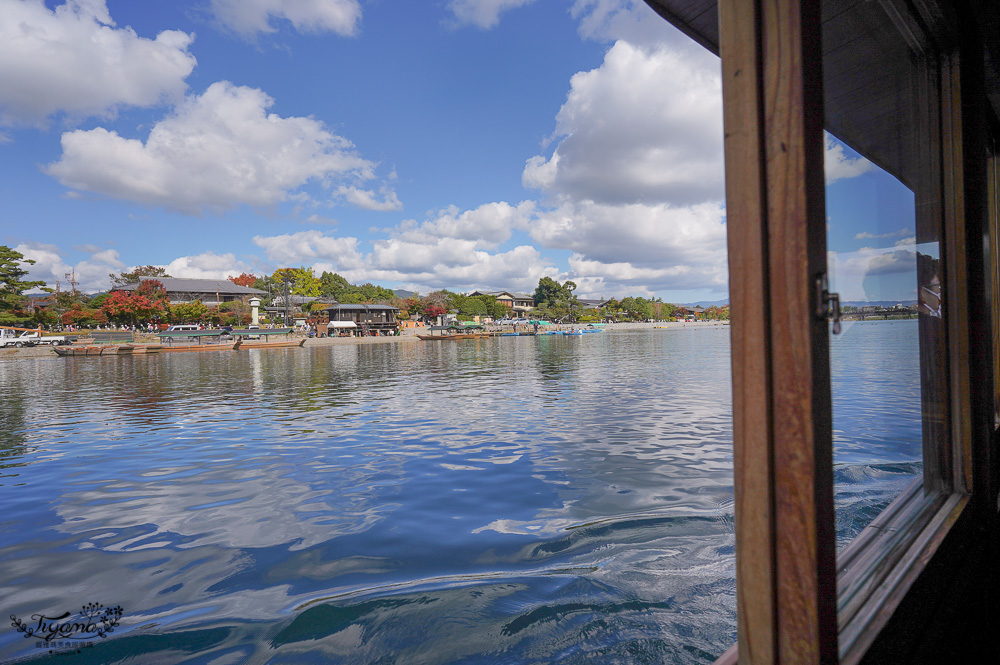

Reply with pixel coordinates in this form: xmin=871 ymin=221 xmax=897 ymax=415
xmin=0 ymin=320 xmax=730 ymax=360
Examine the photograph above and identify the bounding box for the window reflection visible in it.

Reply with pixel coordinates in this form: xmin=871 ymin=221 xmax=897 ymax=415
xmin=825 ymin=135 xmax=928 ymax=548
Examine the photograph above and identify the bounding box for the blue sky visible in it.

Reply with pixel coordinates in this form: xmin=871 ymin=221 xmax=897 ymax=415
xmin=1 ymin=0 xmax=906 ymax=303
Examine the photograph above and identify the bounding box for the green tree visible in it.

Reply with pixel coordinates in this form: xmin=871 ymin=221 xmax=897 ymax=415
xmin=357 ymin=283 xmax=395 ymax=302
xmin=0 ymin=245 xmax=45 ymax=312
xmin=109 ymin=265 xmax=169 ymax=288
xmin=533 ymin=277 xmax=580 ymax=313
xmin=533 ymin=277 xmax=564 ymax=306
xmin=170 ymin=300 xmax=209 ymax=323
xmin=319 ymin=271 xmax=352 ymax=299
xmin=272 ymin=267 xmax=321 ymax=297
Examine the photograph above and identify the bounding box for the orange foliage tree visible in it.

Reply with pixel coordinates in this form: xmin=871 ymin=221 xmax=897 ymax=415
xmin=228 ymin=273 xmax=257 ymax=287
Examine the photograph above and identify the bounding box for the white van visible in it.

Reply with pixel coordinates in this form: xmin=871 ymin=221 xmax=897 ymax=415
xmin=166 ymin=324 xmax=200 ymax=332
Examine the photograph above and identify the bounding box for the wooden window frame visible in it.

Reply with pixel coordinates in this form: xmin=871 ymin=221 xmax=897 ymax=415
xmin=713 ymin=1 xmax=989 ymax=663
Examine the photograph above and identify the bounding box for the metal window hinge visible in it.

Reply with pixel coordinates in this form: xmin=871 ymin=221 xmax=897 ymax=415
xmin=815 ymin=274 xmax=842 ymax=335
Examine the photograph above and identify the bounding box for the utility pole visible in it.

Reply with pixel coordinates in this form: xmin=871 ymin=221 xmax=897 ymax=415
xmin=64 ymin=269 xmax=78 ymax=298
xmin=283 ymin=277 xmax=290 ymax=327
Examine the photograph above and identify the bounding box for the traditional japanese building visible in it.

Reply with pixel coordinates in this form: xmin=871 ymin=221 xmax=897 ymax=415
xmin=115 ymin=277 xmax=264 ymax=306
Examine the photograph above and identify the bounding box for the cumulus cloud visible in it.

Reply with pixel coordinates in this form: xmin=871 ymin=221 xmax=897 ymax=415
xmin=161 ymin=252 xmax=259 ymax=280
xmin=390 ymin=201 xmax=534 ymax=249
xmin=566 ymin=254 xmax=708 ymax=298
xmin=45 ymin=81 xmax=394 ymax=214
xmin=0 ymin=0 xmax=195 ymax=126
xmin=210 ymin=0 xmax=361 ymax=37
xmin=514 ymin=29 xmax=729 ymax=298
xmin=15 ymin=242 xmax=125 ymax=293
xmin=531 ymin=200 xmax=728 ymax=294
xmin=829 ymin=243 xmax=927 ymax=302
xmin=571 ymin=0 xmax=690 ymax=49
xmin=252 ymin=230 xmax=364 ymax=268
xmin=854 ymin=228 xmax=912 ymax=241
xmin=446 ymin=0 xmax=535 ymax=29
xmin=825 ymin=133 xmax=874 ymax=185
xmin=249 ymin=202 xmax=552 ymax=294
xmin=336 ymin=186 xmax=402 ymax=212
xmin=523 ymin=40 xmax=723 ymax=207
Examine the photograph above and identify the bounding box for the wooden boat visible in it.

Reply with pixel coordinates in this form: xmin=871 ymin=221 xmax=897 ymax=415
xmin=100 ymin=345 xmax=135 ymax=355
xmin=417 ymin=333 xmax=479 ymax=340
xmin=132 ymin=345 xmax=162 ymax=354
xmin=53 ymin=345 xmax=102 ymax=357
xmin=417 ymin=324 xmax=488 ymax=341
xmin=233 ymin=338 xmax=306 ymax=350
xmin=156 ymin=329 xmax=234 ymax=352
xmin=232 ymin=328 xmax=305 ymax=349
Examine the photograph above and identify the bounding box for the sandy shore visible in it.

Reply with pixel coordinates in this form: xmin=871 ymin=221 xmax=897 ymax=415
xmin=0 ymin=321 xmax=728 ymax=360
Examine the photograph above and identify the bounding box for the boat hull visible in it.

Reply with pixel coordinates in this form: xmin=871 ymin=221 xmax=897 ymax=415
xmin=233 ymin=339 xmax=306 ymax=349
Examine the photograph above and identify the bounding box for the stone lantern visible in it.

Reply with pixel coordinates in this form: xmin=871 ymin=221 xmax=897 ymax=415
xmin=250 ymin=297 xmax=261 ymax=326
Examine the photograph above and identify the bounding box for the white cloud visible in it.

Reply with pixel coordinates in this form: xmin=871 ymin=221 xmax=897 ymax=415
xmin=523 ymin=40 xmax=723 ymax=207
xmin=571 ymin=0 xmax=690 ymax=50
xmin=45 ymin=81 xmax=394 ymax=214
xmin=516 ymin=34 xmax=730 ymax=299
xmin=825 ymin=133 xmax=874 ymax=185
xmin=390 ymin=201 xmax=535 ymax=249
xmin=829 ymin=244 xmax=925 ymax=302
xmin=161 ymin=252 xmax=258 ymax=280
xmin=250 ymin=207 xmax=552 ymax=294
xmin=15 ymin=242 xmax=125 ymax=293
xmin=532 ymin=200 xmax=728 ymax=292
xmin=304 ymin=213 xmax=339 ymax=225
xmin=854 ymin=228 xmax=912 ymax=241
xmin=365 ymin=240 xmax=547 ymax=292
xmin=0 ymin=0 xmax=195 ymax=125
xmin=336 ymin=186 xmax=402 ymax=212
xmin=252 ymin=230 xmax=364 ymax=268
xmin=446 ymin=0 xmax=535 ymax=29
xmin=210 ymin=0 xmax=361 ymax=37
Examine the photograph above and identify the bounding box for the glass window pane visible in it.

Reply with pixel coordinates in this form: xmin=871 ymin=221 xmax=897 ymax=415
xmin=821 ymin=0 xmax=948 ymax=548
xmin=990 ymin=137 xmax=1000 ymax=426
xmin=825 ymin=140 xmax=931 ymax=547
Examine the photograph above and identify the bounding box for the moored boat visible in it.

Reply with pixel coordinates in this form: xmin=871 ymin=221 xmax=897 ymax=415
xmin=232 ymin=328 xmax=304 ymax=349
xmin=417 ymin=324 xmax=488 ymax=341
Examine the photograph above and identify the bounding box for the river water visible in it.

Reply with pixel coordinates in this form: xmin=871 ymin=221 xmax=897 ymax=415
xmin=0 ymin=323 xmax=919 ymax=664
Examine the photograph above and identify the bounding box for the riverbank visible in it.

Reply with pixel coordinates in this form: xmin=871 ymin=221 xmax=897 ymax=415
xmin=0 ymin=320 xmax=729 ymax=360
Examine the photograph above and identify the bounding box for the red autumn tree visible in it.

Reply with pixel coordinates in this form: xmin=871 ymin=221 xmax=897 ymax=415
xmin=423 ymin=304 xmax=447 ymax=319
xmin=228 ymin=273 xmax=257 ymax=287
xmin=101 ymin=289 xmax=166 ymax=326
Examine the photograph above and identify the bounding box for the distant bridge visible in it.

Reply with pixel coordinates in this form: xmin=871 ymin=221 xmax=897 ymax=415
xmin=840 ymin=306 xmax=918 ymax=320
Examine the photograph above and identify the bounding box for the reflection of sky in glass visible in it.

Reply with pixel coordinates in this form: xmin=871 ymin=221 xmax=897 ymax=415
xmin=825 ymin=135 xmax=925 ymax=552
xmin=826 ymin=134 xmax=917 ymax=302
xmin=828 ymin=242 xmax=938 ymax=303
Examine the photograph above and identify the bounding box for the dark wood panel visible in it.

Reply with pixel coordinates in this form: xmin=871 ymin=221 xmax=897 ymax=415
xmin=718 ymin=1 xmax=775 ymax=660
xmin=718 ymin=1 xmax=837 ymax=663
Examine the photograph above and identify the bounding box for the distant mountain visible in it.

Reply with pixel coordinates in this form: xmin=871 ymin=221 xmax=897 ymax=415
xmin=393 ymin=289 xmax=416 ymax=298
xmin=842 ymin=300 xmax=917 ymax=307
xmin=678 ymin=298 xmax=730 ymax=308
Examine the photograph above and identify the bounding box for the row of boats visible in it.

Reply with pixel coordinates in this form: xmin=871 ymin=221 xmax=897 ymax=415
xmin=417 ymin=324 xmax=605 ymax=341
xmin=53 ymin=328 xmax=305 ymax=356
